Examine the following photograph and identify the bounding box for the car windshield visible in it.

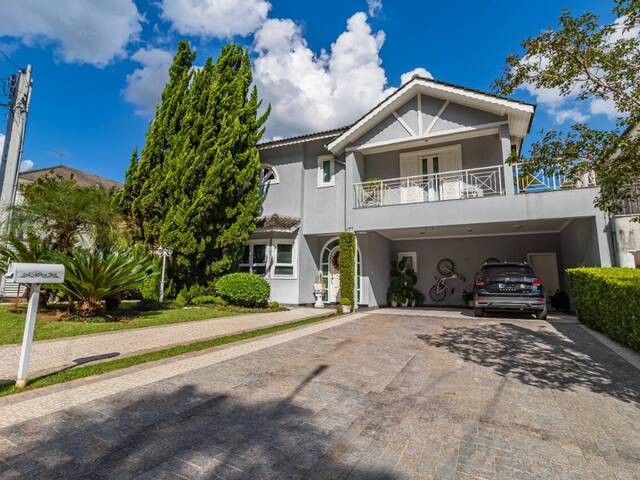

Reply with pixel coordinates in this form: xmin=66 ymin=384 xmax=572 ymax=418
xmin=480 ymin=265 xmax=534 ymax=276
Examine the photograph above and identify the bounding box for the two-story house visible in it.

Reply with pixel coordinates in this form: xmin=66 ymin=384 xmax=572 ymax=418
xmin=249 ymin=76 xmax=614 ymax=307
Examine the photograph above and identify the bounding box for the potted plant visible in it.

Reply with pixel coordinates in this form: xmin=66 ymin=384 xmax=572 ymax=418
xmin=340 ymin=297 xmax=352 ymax=314
xmin=462 ymin=290 xmax=474 ymax=308
xmin=388 ymin=291 xmax=400 ymax=307
xmin=313 ymin=271 xmax=324 ymax=308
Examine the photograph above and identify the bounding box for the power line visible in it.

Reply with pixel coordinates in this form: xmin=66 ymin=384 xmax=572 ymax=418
xmin=0 ymin=49 xmax=20 ymax=69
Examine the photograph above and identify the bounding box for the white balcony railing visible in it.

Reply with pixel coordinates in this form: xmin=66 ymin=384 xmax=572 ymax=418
xmin=354 ymin=165 xmax=504 ymax=208
xmin=513 ymin=163 xmax=597 ymax=194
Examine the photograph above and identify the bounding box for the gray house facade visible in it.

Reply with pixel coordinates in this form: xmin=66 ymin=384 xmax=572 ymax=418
xmin=249 ymin=76 xmax=617 ymax=307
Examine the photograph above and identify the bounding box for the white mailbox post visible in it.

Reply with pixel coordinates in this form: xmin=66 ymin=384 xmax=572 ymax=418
xmin=5 ymin=263 xmax=65 ymax=388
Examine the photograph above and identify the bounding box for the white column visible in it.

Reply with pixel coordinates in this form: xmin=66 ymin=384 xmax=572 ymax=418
xmin=498 ymin=125 xmax=515 ymax=197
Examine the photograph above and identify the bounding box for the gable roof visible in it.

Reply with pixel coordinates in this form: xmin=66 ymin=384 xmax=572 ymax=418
xmin=327 ymin=76 xmax=536 ymax=154
xmin=19 ymin=165 xmax=121 ymax=189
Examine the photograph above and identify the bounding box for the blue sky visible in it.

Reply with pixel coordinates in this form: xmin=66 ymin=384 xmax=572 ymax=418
xmin=0 ymin=0 xmax=621 ymax=182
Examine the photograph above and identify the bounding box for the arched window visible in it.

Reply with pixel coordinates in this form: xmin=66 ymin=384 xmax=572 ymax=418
xmin=259 ymin=164 xmax=279 ymax=186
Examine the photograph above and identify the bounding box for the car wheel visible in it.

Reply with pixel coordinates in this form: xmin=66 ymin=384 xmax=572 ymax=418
xmin=474 ymin=307 xmax=484 ymax=317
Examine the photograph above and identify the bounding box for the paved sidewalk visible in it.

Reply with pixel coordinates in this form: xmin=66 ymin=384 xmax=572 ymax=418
xmin=0 ymin=307 xmax=330 ymax=381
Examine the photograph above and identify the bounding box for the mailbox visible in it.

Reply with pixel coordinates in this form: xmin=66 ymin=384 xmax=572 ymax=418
xmin=5 ymin=262 xmax=65 ymax=284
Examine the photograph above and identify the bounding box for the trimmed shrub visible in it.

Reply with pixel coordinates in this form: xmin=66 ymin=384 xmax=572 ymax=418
xmin=176 ymin=284 xmax=211 ymax=306
xmin=191 ymin=295 xmax=226 ymax=306
xmin=216 ymin=273 xmax=270 ymax=307
xmin=269 ymin=301 xmax=281 ymax=311
xmin=339 ymin=231 xmax=356 ymax=308
xmin=134 ymin=298 xmax=163 ymax=311
xmin=567 ymin=267 xmax=640 ymax=351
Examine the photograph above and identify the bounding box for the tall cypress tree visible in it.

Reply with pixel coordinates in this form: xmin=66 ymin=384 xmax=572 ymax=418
xmin=160 ymin=44 xmax=269 ymax=286
xmin=115 ymin=147 xmax=139 ymax=228
xmin=129 ymin=41 xmax=195 ymax=246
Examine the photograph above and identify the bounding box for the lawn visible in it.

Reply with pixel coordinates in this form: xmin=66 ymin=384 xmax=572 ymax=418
xmin=0 ymin=303 xmax=270 ymax=345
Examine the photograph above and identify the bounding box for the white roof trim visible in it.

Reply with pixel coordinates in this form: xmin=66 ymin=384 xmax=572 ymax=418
xmin=347 ymin=121 xmax=507 ymax=155
xmin=327 ymin=77 xmax=534 ymax=154
xmin=258 ymin=130 xmax=345 ymax=150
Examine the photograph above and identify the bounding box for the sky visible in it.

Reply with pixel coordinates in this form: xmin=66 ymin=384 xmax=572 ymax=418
xmin=0 ymin=0 xmax=626 ymax=182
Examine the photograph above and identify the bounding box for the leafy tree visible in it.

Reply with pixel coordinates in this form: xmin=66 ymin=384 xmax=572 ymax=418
xmin=12 ymin=176 xmax=123 ymax=251
xmin=495 ymin=0 xmax=640 ymax=216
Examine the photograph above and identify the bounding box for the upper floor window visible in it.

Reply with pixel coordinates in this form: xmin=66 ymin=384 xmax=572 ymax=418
xmin=260 ymin=164 xmax=279 ymax=187
xmin=317 ymin=155 xmax=335 ymax=188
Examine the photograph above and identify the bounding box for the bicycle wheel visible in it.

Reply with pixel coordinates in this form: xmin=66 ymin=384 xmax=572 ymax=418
xmin=429 ymin=285 xmax=446 ymax=302
xmin=437 ymin=258 xmax=454 ymax=275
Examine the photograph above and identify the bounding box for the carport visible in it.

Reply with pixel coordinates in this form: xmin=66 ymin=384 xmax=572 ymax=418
xmin=358 ymin=217 xmax=605 ymax=307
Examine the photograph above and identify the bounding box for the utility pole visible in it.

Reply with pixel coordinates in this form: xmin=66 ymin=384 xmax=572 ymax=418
xmin=0 ymin=65 xmax=33 ymax=230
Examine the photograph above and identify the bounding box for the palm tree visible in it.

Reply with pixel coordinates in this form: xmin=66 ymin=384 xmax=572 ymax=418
xmin=11 ymin=176 xmax=125 ymax=251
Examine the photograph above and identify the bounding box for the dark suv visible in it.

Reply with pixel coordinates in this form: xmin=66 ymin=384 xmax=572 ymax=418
xmin=473 ymin=262 xmax=547 ymax=319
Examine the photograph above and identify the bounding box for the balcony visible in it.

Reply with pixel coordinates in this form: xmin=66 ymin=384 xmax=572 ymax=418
xmin=354 ymin=165 xmax=504 ymax=208
xmin=513 ymin=163 xmax=597 ymax=194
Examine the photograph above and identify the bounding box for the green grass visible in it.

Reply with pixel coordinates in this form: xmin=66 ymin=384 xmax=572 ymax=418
xmin=0 ymin=313 xmax=335 ymax=398
xmin=0 ymin=303 xmax=274 ymax=345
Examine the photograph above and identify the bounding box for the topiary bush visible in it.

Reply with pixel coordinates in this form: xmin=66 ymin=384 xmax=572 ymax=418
xmin=567 ymin=267 xmax=640 ymax=351
xmin=216 ymin=273 xmax=270 ymax=307
xmin=339 ymin=231 xmax=356 ymax=308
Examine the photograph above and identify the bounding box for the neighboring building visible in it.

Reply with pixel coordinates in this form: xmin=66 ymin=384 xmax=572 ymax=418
xmin=252 ymin=75 xmax=620 ymax=307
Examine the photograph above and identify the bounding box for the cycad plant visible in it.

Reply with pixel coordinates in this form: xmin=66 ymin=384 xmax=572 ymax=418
xmin=56 ymin=248 xmax=156 ymax=317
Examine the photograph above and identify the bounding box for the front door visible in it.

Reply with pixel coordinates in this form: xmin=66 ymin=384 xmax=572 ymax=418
xmin=328 ymin=248 xmax=341 ymax=302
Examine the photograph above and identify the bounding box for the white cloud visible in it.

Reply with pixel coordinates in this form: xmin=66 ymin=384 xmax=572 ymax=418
xmin=253 ymin=12 xmax=398 ymax=139
xmin=123 ymin=48 xmax=174 ymax=116
xmin=400 ymin=67 xmax=433 ymax=84
xmin=589 ymin=97 xmax=623 ymax=120
xmin=19 ymin=160 xmax=34 ymax=172
xmin=367 ymin=0 xmax=383 ymax=17
xmin=549 ymin=107 xmax=588 ymax=124
xmin=161 ymin=0 xmax=271 ymax=38
xmin=0 ymin=0 xmax=142 ymax=67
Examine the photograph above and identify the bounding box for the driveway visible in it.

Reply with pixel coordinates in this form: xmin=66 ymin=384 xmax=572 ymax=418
xmin=0 ymin=313 xmax=639 ymax=479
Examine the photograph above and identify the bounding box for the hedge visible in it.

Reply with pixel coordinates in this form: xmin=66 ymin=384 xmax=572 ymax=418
xmin=567 ymin=267 xmax=640 ymax=351
xmin=339 ymin=231 xmax=356 ymax=308
xmin=215 ymin=273 xmax=270 ymax=307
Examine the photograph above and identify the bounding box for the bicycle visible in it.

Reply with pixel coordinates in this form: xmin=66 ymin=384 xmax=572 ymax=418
xmin=429 ymin=258 xmax=466 ymax=302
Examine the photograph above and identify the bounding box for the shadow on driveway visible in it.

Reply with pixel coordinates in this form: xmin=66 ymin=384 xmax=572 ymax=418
xmin=0 ymin=368 xmax=399 ymax=479
xmin=417 ymin=321 xmax=640 ymax=404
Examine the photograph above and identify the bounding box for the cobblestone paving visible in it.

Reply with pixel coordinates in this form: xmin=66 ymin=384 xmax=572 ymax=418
xmin=0 ymin=314 xmax=639 ymax=479
xmin=0 ymin=307 xmax=327 ymax=380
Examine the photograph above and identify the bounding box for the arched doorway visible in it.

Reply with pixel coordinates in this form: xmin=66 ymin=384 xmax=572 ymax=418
xmin=320 ymin=238 xmax=362 ymax=303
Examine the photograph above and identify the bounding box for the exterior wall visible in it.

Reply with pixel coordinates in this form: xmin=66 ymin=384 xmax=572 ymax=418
xmin=298 ymin=234 xmax=321 ymax=304
xmin=352 ymin=94 xmax=505 ymax=148
xmin=431 ymin=102 xmax=504 ymax=133
xmin=362 ymin=134 xmax=502 ymax=181
xmin=259 ymin=143 xmax=304 ymax=219
xmin=350 ymin=188 xmax=602 ymax=232
xmin=558 ymin=217 xmax=606 ymax=294
xmin=358 ymin=232 xmax=391 ymax=307
xmin=391 ymin=233 xmax=562 ymax=307
xmin=301 ymin=140 xmax=346 ymax=235
xmin=613 ymin=215 xmax=640 ymax=268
